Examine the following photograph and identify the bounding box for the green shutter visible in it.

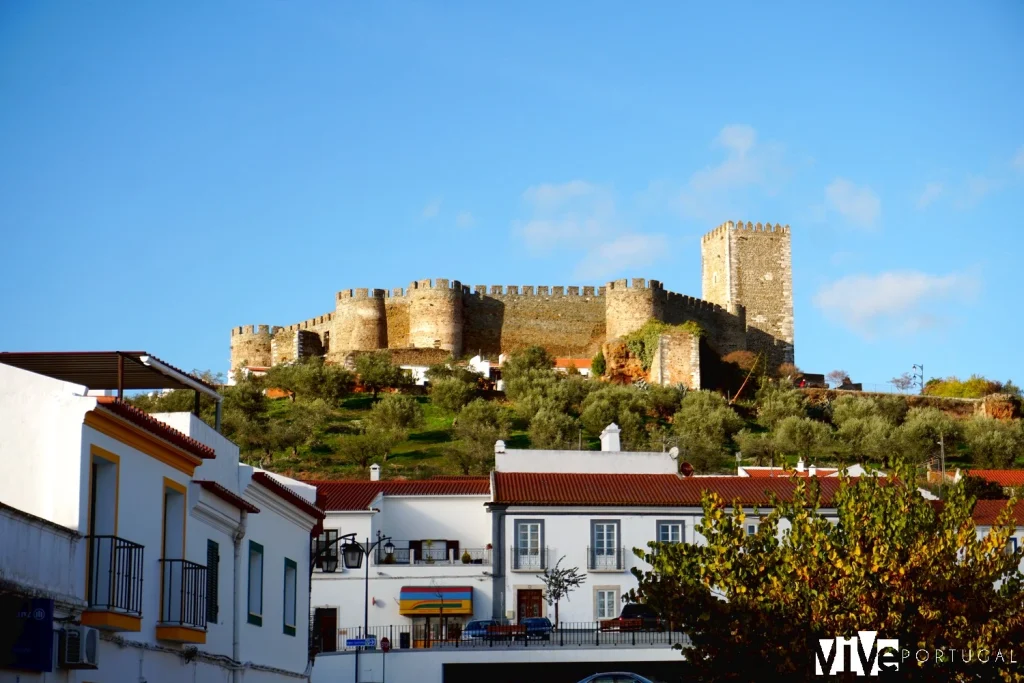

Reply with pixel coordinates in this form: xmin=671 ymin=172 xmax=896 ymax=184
xmin=206 ymin=540 xmax=220 ymax=622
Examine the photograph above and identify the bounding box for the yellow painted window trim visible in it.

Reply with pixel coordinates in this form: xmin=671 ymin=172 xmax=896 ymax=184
xmin=84 ymin=409 xmax=202 ymax=476
xmin=85 ymin=446 xmax=121 ymax=601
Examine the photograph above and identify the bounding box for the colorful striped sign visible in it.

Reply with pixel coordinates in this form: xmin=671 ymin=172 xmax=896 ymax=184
xmin=398 ymin=586 xmax=473 ymax=615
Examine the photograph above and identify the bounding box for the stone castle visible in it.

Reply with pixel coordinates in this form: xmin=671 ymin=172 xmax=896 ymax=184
xmin=230 ymin=221 xmax=794 ymax=383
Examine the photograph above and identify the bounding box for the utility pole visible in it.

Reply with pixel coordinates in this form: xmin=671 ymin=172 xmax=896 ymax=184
xmin=912 ymin=364 xmax=925 ymax=394
xmin=938 ymin=431 xmax=946 ymax=496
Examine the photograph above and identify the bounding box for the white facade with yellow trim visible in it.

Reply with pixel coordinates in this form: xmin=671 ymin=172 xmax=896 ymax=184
xmin=0 ymin=360 xmax=318 ymax=683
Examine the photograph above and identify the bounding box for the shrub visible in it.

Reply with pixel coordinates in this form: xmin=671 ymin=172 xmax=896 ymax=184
xmin=430 ymin=377 xmax=477 ymax=413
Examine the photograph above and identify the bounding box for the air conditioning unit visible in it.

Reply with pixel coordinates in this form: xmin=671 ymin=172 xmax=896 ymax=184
xmin=59 ymin=625 xmax=99 ymax=669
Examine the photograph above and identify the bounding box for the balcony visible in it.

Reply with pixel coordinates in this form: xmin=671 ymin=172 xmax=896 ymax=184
xmin=511 ymin=546 xmax=550 ymax=571
xmin=81 ymin=535 xmax=144 ymax=632
xmin=375 ymin=542 xmax=491 ymax=566
xmin=587 ymin=546 xmax=625 ymax=572
xmin=157 ymin=559 xmax=208 ymax=643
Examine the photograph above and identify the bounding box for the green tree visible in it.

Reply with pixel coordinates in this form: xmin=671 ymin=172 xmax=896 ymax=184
xmin=964 ymin=417 xmax=1024 ymax=468
xmin=591 ymin=349 xmax=606 ymax=377
xmin=830 ymin=395 xmax=878 ymax=427
xmin=648 ymin=384 xmax=687 ymax=420
xmin=672 ymin=391 xmax=744 ymax=472
xmin=836 ymin=415 xmax=893 ymax=464
xmin=774 ymin=416 xmax=833 ymax=464
xmin=628 ymin=461 xmax=1024 ymax=682
xmin=734 ymin=429 xmax=779 ymax=467
xmin=450 ymin=399 xmax=511 ymax=473
xmin=502 ymin=346 xmax=555 ymax=382
xmin=896 ymin=407 xmax=961 ymax=465
xmin=354 ymin=351 xmax=406 ymax=400
xmin=425 ymin=363 xmax=479 ymax=385
xmin=336 ymin=430 xmax=403 ymax=469
xmin=220 ymin=375 xmax=272 ymax=465
xmin=529 ymin=409 xmax=580 ymax=449
xmin=580 ymin=385 xmax=650 ymax=449
xmin=365 ymin=393 xmax=424 ymax=433
xmin=754 ymin=377 xmax=806 ymax=430
xmin=430 ymin=377 xmax=478 ymax=413
xmin=924 ymin=375 xmax=1015 ymax=399
xmin=960 ymin=474 xmax=1009 ymax=501
xmin=536 ymin=556 xmax=587 ymax=626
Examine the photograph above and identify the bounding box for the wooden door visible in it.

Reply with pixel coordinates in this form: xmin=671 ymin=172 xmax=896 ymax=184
xmin=314 ymin=607 xmax=337 ymax=652
xmin=517 ymin=589 xmax=543 ymax=620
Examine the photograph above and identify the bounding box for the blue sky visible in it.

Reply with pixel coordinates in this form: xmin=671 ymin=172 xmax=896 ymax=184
xmin=1 ymin=2 xmax=1022 ymax=387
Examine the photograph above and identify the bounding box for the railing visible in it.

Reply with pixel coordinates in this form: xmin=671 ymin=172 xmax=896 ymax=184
xmin=159 ymin=559 xmax=208 ymax=629
xmin=587 ymin=546 xmax=625 ymax=571
xmin=511 ymin=546 xmax=549 ymax=571
xmin=375 ymin=544 xmax=492 ymax=566
xmin=87 ymin=535 xmax=144 ymax=615
xmin=330 ymin=622 xmax=688 ymax=651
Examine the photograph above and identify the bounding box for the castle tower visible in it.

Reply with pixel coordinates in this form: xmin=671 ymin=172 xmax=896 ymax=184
xmin=604 ymin=278 xmax=665 ymax=340
xmin=230 ymin=325 xmax=275 ymax=371
xmin=701 ymin=221 xmax=794 ymax=367
xmin=408 ymin=278 xmax=464 ymax=356
xmin=331 ymin=288 xmax=388 ymax=355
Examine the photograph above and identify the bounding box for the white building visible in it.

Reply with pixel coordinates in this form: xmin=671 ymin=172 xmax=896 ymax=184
xmin=0 ymin=352 xmax=323 ymax=683
xmin=488 ymin=424 xmax=844 ymax=624
xmin=308 ymin=468 xmax=492 ymax=650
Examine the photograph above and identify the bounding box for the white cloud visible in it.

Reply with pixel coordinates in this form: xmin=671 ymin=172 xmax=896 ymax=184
xmin=676 ymin=125 xmax=788 ymax=219
xmin=514 ymin=180 xmax=616 ymax=253
xmin=421 ymin=198 xmax=442 ymax=219
xmin=954 ymin=175 xmax=1001 ymax=209
xmin=825 ymin=178 xmax=881 ymax=228
xmin=455 ymin=211 xmax=475 ymax=229
xmin=573 ymin=233 xmax=669 ymax=280
xmin=813 ymin=271 xmax=980 ymax=339
xmin=915 ymin=182 xmax=943 ymax=210
xmin=1013 ymin=145 xmax=1024 ymax=170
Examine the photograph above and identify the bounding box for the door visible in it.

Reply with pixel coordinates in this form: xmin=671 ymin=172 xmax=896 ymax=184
xmin=314 ymin=607 xmax=337 ymax=652
xmin=517 ymin=589 xmax=543 ymax=620
xmin=516 ymin=523 xmax=541 ymax=569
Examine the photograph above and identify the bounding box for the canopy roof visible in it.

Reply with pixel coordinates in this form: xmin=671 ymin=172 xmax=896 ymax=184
xmin=0 ymin=351 xmax=221 ymax=400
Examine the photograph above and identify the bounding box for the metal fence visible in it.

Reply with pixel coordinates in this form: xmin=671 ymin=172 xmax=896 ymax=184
xmin=87 ymin=535 xmax=144 ymax=615
xmin=375 ymin=544 xmax=492 ymax=565
xmin=159 ymin=559 xmax=208 ymax=629
xmin=587 ymin=546 xmax=625 ymax=571
xmin=325 ymin=622 xmax=687 ymax=652
xmin=510 ymin=546 xmax=549 ymax=571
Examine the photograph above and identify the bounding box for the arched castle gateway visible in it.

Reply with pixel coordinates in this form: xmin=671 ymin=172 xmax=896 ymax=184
xmin=230 ymin=221 xmax=794 ymax=383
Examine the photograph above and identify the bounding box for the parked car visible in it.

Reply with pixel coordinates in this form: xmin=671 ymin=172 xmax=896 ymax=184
xmin=576 ymin=673 xmax=657 ymax=683
xmin=601 ymin=603 xmax=663 ymax=631
xmin=520 ymin=616 xmax=553 ymax=640
xmin=461 ymin=619 xmax=496 ymax=640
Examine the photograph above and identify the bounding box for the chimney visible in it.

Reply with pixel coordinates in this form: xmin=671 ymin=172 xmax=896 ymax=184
xmin=600 ymin=423 xmax=621 ymax=452
xmin=494 ymin=440 xmax=506 ymax=454
xmin=796 ymin=458 xmax=805 ymax=473
xmin=808 ymin=464 xmax=816 ymax=477
xmin=369 ymin=464 xmax=381 ymax=481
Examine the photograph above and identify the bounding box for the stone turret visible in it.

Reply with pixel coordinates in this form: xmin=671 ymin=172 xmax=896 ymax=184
xmin=408 ymin=278 xmax=464 ymax=356
xmin=230 ymin=325 xmax=275 ymax=371
xmin=604 ymin=278 xmax=664 ymax=340
xmin=331 ymin=288 xmax=388 ymax=355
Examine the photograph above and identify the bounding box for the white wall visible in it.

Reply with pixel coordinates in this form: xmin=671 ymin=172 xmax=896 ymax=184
xmin=382 ymin=496 xmax=490 ymax=549
xmin=496 ymin=449 xmax=677 ymax=474
xmin=0 ymin=505 xmax=85 ymax=610
xmin=0 ymin=363 xmax=94 ymax=530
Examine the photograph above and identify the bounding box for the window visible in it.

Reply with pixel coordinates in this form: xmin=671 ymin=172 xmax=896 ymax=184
xmin=313 ymin=530 xmax=339 ymax=572
xmin=247 ymin=541 xmax=263 ymax=626
xmin=283 ymin=558 xmax=297 ymax=636
xmin=206 ymin=540 xmax=220 ymax=623
xmin=1007 ymin=537 xmax=1019 ymax=556
xmin=590 ymin=520 xmax=620 ymax=569
xmin=514 ymin=520 xmax=543 ymax=570
xmin=746 ymin=523 xmax=758 ymax=536
xmin=595 ymin=588 xmax=618 ymax=620
xmin=657 ymin=520 xmax=684 ymax=544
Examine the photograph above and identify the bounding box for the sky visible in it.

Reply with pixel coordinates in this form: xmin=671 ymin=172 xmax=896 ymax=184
xmin=1 ymin=2 xmax=1022 ymax=388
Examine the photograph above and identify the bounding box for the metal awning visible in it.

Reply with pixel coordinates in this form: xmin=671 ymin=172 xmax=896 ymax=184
xmin=0 ymin=351 xmax=223 ymax=429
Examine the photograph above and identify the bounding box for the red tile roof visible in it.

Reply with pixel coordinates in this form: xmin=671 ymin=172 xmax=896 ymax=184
xmin=971 ymin=500 xmax=1024 ymax=526
xmin=743 ymin=468 xmax=839 ymax=478
xmin=966 ymin=470 xmax=1024 ymax=488
xmin=95 ymin=397 xmax=216 ymax=460
xmin=554 ymin=358 xmax=592 ymax=370
xmin=195 ymin=480 xmax=261 ymax=513
xmin=492 ymin=472 xmax=843 ymax=507
xmin=311 ymin=478 xmax=491 ymax=511
xmin=252 ymin=472 xmax=325 ymax=520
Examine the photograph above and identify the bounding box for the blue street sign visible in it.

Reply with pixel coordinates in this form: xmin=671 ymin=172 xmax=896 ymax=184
xmin=345 ymin=636 xmax=377 ymax=648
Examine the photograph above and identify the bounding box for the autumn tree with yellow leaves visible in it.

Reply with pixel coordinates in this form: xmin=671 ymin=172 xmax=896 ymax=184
xmin=629 ymin=462 xmax=1024 ymax=682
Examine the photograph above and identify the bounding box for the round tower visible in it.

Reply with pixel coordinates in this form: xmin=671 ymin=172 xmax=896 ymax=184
xmin=230 ymin=325 xmax=274 ymax=371
xmin=604 ymin=278 xmax=664 ymax=339
xmin=408 ymin=278 xmax=464 ymax=356
xmin=331 ymin=288 xmax=388 ymax=356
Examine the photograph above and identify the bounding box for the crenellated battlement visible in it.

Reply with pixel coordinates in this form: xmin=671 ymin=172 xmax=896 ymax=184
xmin=336 ymin=288 xmax=387 ymax=300
xmin=604 ymin=278 xmax=664 ymax=291
xmin=231 ymin=324 xmax=280 ymax=337
xmin=702 ymin=220 xmax=790 ymax=242
xmin=663 ymin=291 xmax=725 ymax=313
xmin=407 ymin=278 xmax=465 ymax=292
xmin=282 ymin=313 xmax=334 ymax=332
xmin=467 ymin=284 xmax=607 ymax=298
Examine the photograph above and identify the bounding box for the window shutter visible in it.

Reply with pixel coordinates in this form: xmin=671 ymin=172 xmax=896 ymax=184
xmin=207 ymin=540 xmax=220 ymax=622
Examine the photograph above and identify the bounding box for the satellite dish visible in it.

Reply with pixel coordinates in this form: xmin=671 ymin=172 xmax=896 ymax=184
xmin=668 ymin=446 xmax=680 ymax=459
xmin=679 ymin=462 xmax=694 ymax=478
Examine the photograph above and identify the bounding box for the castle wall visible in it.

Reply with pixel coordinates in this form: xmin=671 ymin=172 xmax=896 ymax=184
xmin=648 ymin=331 xmax=701 ymax=389
xmin=332 ymin=288 xmax=387 ymax=356
xmin=408 ymin=279 xmax=463 ymax=356
xmin=229 ymin=325 xmax=275 ymax=370
xmin=462 ymin=285 xmax=607 ymax=358
xmin=605 ymin=278 xmax=663 ymax=340
xmin=271 ymin=328 xmax=324 ymax=365
xmin=660 ymin=293 xmax=746 ymax=358
xmin=385 ymin=289 xmax=411 ymax=349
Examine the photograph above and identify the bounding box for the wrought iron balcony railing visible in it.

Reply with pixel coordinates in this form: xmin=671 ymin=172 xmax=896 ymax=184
xmin=87 ymin=535 xmax=144 ymax=615
xmin=159 ymin=559 xmax=208 ymax=630
xmin=587 ymin=546 xmax=625 ymax=571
